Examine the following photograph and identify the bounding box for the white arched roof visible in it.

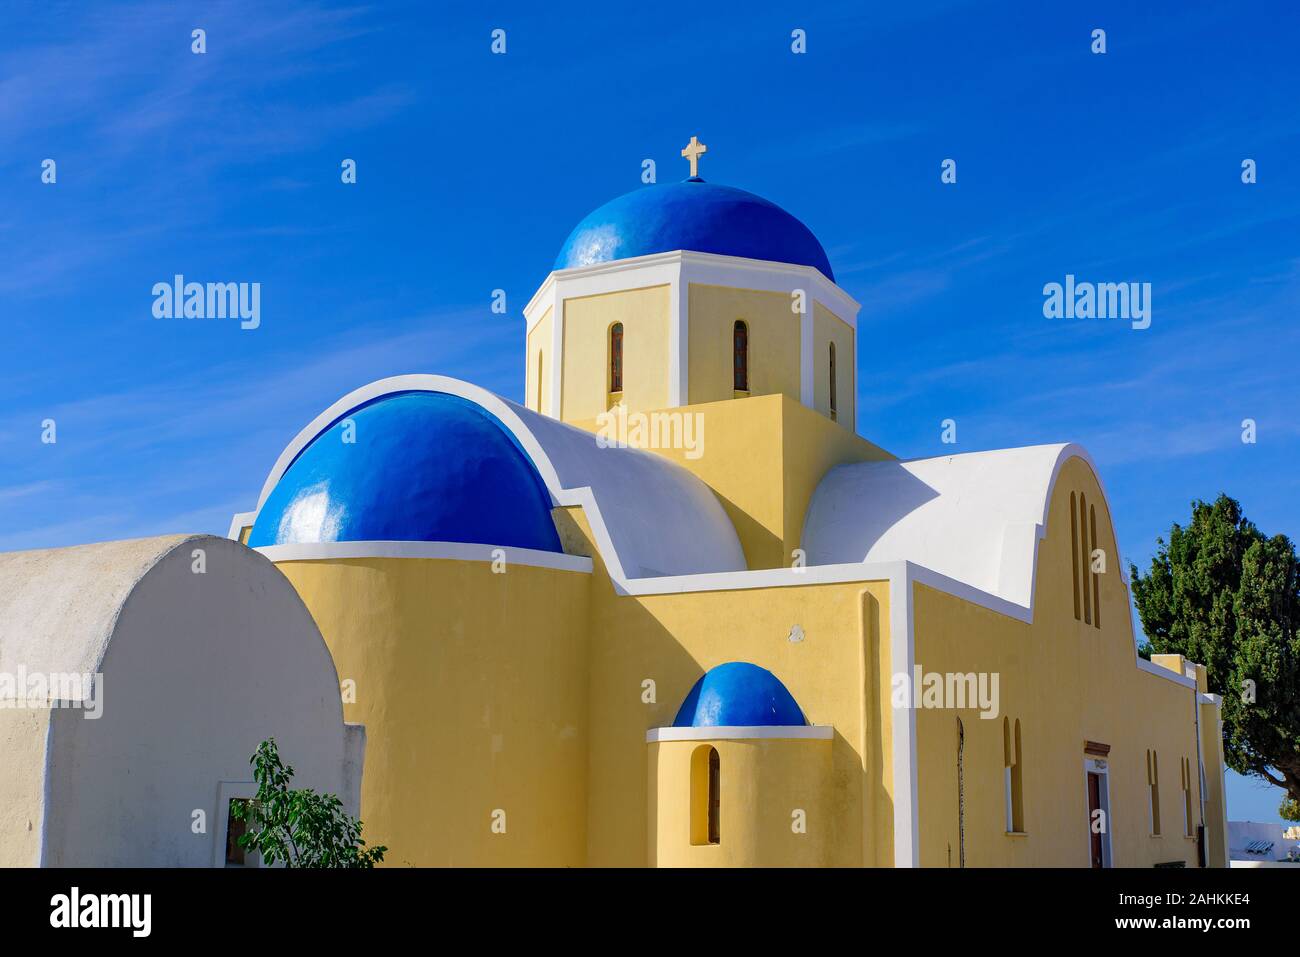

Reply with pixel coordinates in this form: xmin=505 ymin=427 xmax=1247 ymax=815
xmin=247 ymin=375 xmax=747 ymax=586
xmin=801 ymin=443 xmax=1120 ymax=609
xmin=0 ymin=535 xmax=198 ymax=692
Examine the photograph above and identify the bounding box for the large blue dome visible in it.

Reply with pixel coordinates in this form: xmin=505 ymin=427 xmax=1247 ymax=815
xmin=555 ymin=179 xmax=834 ymax=281
xmin=673 ymin=662 xmax=806 ymax=728
xmin=248 ymin=391 xmax=562 ymax=552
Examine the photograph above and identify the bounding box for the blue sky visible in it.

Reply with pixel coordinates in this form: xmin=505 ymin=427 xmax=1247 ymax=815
xmin=2 ymin=1 xmax=1297 ymax=822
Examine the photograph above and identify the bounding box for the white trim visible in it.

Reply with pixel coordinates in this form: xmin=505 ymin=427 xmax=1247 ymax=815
xmin=1136 ymin=657 xmax=1198 ymax=689
xmin=799 ymin=294 xmax=815 ymax=407
xmin=892 ymin=566 xmax=919 ymax=867
xmin=227 ymin=511 xmax=257 ymax=541
xmin=524 ymin=250 xmax=858 ymax=329
xmin=548 ymin=284 xmax=562 ymax=418
xmin=671 ymin=275 xmax=689 ymax=405
xmin=253 ymin=540 xmax=593 ymax=573
xmin=646 ymin=725 xmax=833 ymax=742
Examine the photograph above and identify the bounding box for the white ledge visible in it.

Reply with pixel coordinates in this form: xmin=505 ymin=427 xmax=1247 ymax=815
xmin=253 ymin=540 xmax=593 ymax=573
xmin=645 ymin=725 xmax=834 ymax=742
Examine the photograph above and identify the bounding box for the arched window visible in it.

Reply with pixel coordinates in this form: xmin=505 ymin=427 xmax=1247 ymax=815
xmin=733 ymin=320 xmax=748 ymax=392
xmin=1004 ymin=718 xmax=1025 ymax=833
xmin=829 ymin=342 xmax=838 ymax=421
xmin=609 ymin=323 xmax=624 ymax=393
xmin=708 ymin=747 xmax=720 ymax=843
xmin=1069 ymin=492 xmax=1081 ymax=621
xmin=1079 ymin=492 xmax=1092 ymax=626
xmin=690 ymin=745 xmax=721 ymax=845
xmin=1089 ymin=503 xmax=1101 ymax=628
xmin=1147 ymin=749 xmax=1162 ymax=835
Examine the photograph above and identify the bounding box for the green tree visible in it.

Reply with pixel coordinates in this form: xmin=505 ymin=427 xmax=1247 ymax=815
xmin=231 ymin=738 xmax=386 ymax=868
xmin=1131 ymin=494 xmax=1300 ymax=805
xmin=1280 ymin=797 xmax=1300 ymax=823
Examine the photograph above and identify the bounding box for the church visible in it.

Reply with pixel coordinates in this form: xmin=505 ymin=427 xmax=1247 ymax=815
xmin=2 ymin=138 xmax=1229 ymax=867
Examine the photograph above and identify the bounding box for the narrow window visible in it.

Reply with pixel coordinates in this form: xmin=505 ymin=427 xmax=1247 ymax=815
xmin=1069 ymin=492 xmax=1081 ymax=621
xmin=1012 ymin=719 xmax=1024 ymax=832
xmin=829 ymin=342 xmax=838 ymax=421
xmin=690 ymin=745 xmax=721 ymax=845
xmin=733 ymin=320 xmax=748 ymax=392
xmin=1004 ymin=718 xmax=1024 ymax=832
xmin=535 ymin=352 xmax=544 ymax=412
xmin=609 ymin=323 xmax=623 ymax=393
xmin=1089 ymin=503 xmax=1101 ymax=628
xmin=1182 ymin=757 xmax=1194 ymax=836
xmin=225 ymin=799 xmax=249 ymax=867
xmin=956 ymin=717 xmax=966 ymax=867
xmin=1147 ymin=749 xmax=1162 ymax=835
xmin=1079 ymin=492 xmax=1092 ymax=625
xmin=1003 ymin=719 xmax=1013 ymax=832
xmin=708 ymin=747 xmax=721 ymax=844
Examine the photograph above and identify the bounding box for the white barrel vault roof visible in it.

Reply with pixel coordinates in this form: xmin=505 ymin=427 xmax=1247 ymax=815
xmin=801 ymin=443 xmax=1118 ymax=610
xmin=0 ymin=535 xmax=201 ymax=690
xmin=247 ymin=375 xmax=748 ymax=586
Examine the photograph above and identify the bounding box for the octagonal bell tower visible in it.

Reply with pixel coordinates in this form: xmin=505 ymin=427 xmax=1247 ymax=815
xmin=523 ymin=137 xmax=860 ymax=432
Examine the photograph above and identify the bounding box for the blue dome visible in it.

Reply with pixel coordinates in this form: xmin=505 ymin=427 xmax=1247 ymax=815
xmin=555 ymin=179 xmax=834 ymax=281
xmin=248 ymin=391 xmax=562 ymax=552
xmin=672 ymin=662 xmax=806 ymax=728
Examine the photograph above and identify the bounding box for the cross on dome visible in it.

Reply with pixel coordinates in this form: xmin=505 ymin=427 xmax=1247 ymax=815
xmin=681 ymin=135 xmax=708 ymax=178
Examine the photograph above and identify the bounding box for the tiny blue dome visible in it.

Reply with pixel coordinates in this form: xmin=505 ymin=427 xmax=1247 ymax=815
xmin=673 ymin=662 xmax=806 ymax=728
xmin=248 ymin=391 xmax=562 ymax=552
xmin=555 ymin=179 xmax=834 ymax=281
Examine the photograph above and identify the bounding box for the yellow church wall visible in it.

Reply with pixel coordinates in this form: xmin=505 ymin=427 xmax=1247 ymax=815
xmin=578 ymin=561 xmax=896 ymax=867
xmin=561 ymin=285 xmax=669 ymax=421
xmin=687 ymin=284 xmax=800 ymax=406
xmin=812 ymin=303 xmax=855 ymax=426
xmin=272 ymin=556 xmax=591 ymax=867
xmin=525 ymin=306 xmax=552 ymax=414
xmin=647 ymin=737 xmax=832 ymax=866
xmin=910 ymin=456 xmax=1210 ymax=867
xmin=0 ymin=707 xmax=49 ymax=866
xmin=587 ymin=393 xmax=890 ymax=570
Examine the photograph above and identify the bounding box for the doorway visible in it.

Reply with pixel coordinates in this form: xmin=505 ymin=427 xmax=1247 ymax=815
xmin=1084 ymin=757 xmax=1112 ymax=868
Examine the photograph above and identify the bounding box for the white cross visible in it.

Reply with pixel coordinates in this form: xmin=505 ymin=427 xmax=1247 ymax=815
xmin=681 ymin=135 xmax=708 ymax=178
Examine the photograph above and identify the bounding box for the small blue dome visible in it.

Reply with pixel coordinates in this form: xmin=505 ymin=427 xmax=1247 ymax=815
xmin=555 ymin=179 xmax=834 ymax=281
xmin=673 ymin=662 xmax=806 ymax=728
xmin=248 ymin=391 xmax=562 ymax=552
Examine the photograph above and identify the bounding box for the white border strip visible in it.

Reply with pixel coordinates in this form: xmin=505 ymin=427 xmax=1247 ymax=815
xmin=227 ymin=510 xmax=257 ymax=541
xmin=646 ymin=725 xmax=833 ymax=742
xmin=254 ymin=540 xmax=593 ymax=573
xmin=524 ymin=249 xmax=859 ymax=332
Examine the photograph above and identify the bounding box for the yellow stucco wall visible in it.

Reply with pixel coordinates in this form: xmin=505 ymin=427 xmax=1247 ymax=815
xmin=578 ymin=556 xmax=895 ymax=867
xmin=0 ymin=708 xmax=49 ymax=866
xmin=273 ymin=557 xmax=591 ymax=867
xmin=813 ymin=302 xmax=856 ymax=426
xmin=648 ymin=737 xmax=833 ymax=866
xmin=911 ymin=456 xmax=1211 ymax=867
xmin=687 ymin=284 xmax=800 ymax=406
xmin=525 ymin=306 xmax=551 ymax=415
xmin=561 ymin=285 xmax=669 ymax=421
xmin=571 ymin=393 xmax=891 ymax=570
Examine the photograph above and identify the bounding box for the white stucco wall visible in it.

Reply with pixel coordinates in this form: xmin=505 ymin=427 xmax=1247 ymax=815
xmin=0 ymin=534 xmax=357 ymax=867
xmin=1227 ymin=820 xmax=1300 ymax=864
